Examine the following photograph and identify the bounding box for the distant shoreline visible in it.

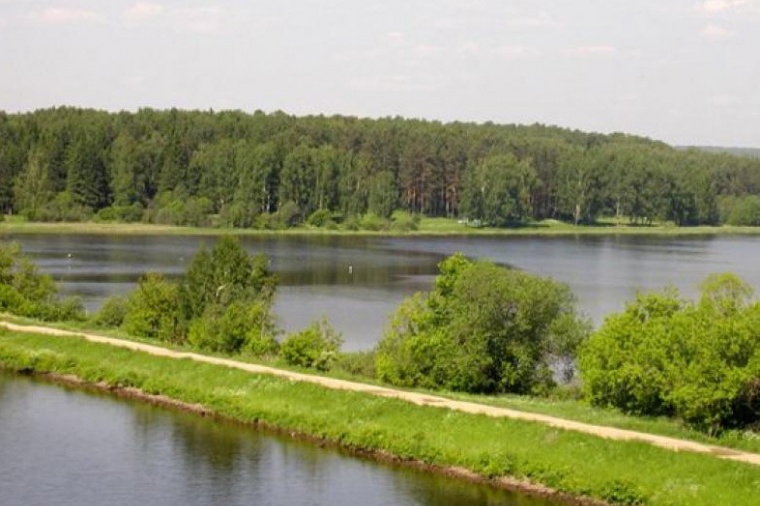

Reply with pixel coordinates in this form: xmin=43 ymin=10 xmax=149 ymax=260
xmin=4 ymin=219 xmax=760 ymax=237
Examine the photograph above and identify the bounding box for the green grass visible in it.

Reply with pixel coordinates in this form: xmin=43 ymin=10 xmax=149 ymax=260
xmin=1 ymin=329 xmax=759 ymax=506
xmin=4 ymin=312 xmax=759 ymax=456
xmin=441 ymin=391 xmax=760 ymax=454
xmin=4 ymin=216 xmax=760 ymax=237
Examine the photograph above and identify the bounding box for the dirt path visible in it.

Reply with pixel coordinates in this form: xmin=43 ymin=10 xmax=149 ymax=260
xmin=3 ymin=320 xmax=760 ymax=467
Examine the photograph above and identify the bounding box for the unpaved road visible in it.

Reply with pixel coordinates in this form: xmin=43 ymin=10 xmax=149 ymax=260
xmin=2 ymin=320 xmax=760 ymax=467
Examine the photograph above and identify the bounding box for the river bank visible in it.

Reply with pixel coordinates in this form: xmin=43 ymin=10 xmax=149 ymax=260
xmin=18 ymin=370 xmax=596 ymax=506
xmin=1 ymin=328 xmax=758 ymax=506
xmin=3 ymin=217 xmax=760 ymax=237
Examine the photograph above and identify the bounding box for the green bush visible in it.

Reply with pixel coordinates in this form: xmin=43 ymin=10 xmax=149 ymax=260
xmin=181 ymin=237 xmax=278 ymax=354
xmin=376 ymin=253 xmax=590 ymax=394
xmin=33 ymin=192 xmax=93 ymax=222
xmin=37 ymin=296 xmax=86 ymax=322
xmin=390 ymin=210 xmax=420 ymax=232
xmin=727 ymin=195 xmax=760 ymax=226
xmin=188 ymin=301 xmax=278 ymax=355
xmin=343 ymin=215 xmax=360 ymax=231
xmin=280 ymin=318 xmax=343 ymax=371
xmin=307 ymin=209 xmax=334 ymax=228
xmin=123 ymin=273 xmax=185 ymax=343
xmin=335 ymin=350 xmax=377 ymax=378
xmin=359 ymin=212 xmax=388 ymax=231
xmin=579 ymin=273 xmax=760 ymax=432
xmin=149 ymin=191 xmax=212 ymax=227
xmin=276 ymin=200 xmax=302 ymax=228
xmin=219 ymin=203 xmax=260 ymax=229
xmin=96 ymin=203 xmax=144 ymax=223
xmin=182 ymin=236 xmax=277 ymax=319
xmin=92 ymin=295 xmax=129 ymax=327
xmin=0 ymin=241 xmax=84 ymax=321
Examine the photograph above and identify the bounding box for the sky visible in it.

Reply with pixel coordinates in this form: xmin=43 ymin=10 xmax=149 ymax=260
xmin=0 ymin=0 xmax=758 ymax=147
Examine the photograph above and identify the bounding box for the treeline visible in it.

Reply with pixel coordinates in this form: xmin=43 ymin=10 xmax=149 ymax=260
xmin=2 ymin=107 xmax=760 ymax=227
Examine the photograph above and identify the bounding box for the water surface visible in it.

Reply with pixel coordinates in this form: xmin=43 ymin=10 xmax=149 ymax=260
xmin=0 ymin=372 xmax=555 ymax=506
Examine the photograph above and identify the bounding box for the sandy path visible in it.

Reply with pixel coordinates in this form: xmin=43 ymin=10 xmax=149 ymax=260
xmin=3 ymin=320 xmax=760 ymax=467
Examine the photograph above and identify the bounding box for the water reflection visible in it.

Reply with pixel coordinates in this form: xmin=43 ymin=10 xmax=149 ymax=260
xmin=0 ymin=372 xmax=557 ymax=506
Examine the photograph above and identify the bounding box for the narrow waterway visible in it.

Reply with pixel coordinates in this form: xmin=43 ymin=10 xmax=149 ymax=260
xmin=0 ymin=372 xmax=558 ymax=506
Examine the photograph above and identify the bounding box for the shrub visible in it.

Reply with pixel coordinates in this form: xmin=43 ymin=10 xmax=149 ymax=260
xmin=96 ymin=203 xmax=144 ymax=223
xmin=96 ymin=206 xmax=118 ymax=222
xmin=92 ymin=295 xmax=129 ymax=327
xmin=390 ymin=210 xmax=420 ymax=232
xmin=37 ymin=296 xmax=86 ymax=322
xmin=343 ymin=215 xmax=360 ymax=231
xmin=0 ymin=241 xmax=84 ymax=321
xmin=34 ymin=192 xmax=93 ymax=222
xmin=359 ymin=212 xmax=388 ymax=231
xmin=188 ymin=301 xmax=278 ymax=355
xmin=376 ymin=253 xmax=590 ymax=394
xmin=253 ymin=213 xmax=277 ymax=230
xmin=182 ymin=236 xmax=277 ymax=320
xmin=727 ymin=195 xmax=760 ymax=226
xmin=579 ymin=273 xmax=760 ymax=432
xmin=307 ymin=209 xmax=334 ymax=228
xmin=335 ymin=350 xmax=377 ymax=379
xmin=276 ymin=201 xmax=302 ymax=228
xmin=219 ymin=203 xmax=258 ymax=229
xmin=123 ymin=273 xmax=185 ymax=343
xmin=280 ymin=318 xmax=343 ymax=371
xmin=149 ymin=192 xmax=212 ymax=227
xmin=181 ymin=237 xmax=278 ymax=353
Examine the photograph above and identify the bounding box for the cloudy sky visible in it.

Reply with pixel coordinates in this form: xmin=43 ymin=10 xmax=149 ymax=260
xmin=0 ymin=0 xmax=757 ymax=146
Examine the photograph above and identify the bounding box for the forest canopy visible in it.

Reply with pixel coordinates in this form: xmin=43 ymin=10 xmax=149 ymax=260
xmin=2 ymin=107 xmax=760 ymax=227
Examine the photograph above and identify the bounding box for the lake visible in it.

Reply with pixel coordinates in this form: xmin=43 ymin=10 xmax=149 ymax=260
xmin=0 ymin=372 xmax=556 ymax=506
xmin=4 ymin=233 xmax=760 ymax=350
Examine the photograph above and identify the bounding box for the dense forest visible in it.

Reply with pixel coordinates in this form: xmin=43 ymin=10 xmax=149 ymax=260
xmin=2 ymin=107 xmax=760 ymax=228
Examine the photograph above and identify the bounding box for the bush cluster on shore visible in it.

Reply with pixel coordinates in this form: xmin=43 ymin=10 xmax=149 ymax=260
xmin=376 ymin=253 xmax=590 ymax=395
xmin=109 ymin=237 xmax=341 ymax=368
xmin=0 ymin=242 xmax=84 ymax=321
xmin=579 ymin=274 xmax=760 ymax=432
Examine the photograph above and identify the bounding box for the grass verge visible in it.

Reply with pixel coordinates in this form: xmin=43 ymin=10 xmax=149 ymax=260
xmin=3 ymin=312 xmax=760 ymax=455
xmin=1 ymin=329 xmax=758 ymax=506
xmin=4 ymin=217 xmax=760 ymax=237
xmin=441 ymin=391 xmax=760 ymax=455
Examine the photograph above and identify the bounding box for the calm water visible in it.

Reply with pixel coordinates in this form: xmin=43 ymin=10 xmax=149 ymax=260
xmin=0 ymin=372 xmax=554 ymax=506
xmin=4 ymin=233 xmax=760 ymax=350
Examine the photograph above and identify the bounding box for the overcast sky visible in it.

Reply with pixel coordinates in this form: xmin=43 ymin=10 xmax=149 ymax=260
xmin=0 ymin=1 xmax=757 ymax=146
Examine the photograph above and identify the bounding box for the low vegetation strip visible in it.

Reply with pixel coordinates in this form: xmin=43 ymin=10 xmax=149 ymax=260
xmin=2 ymin=320 xmax=759 ymax=468
xmin=2 ymin=329 xmax=760 ymax=506
xmin=6 ymin=219 xmax=760 ymax=237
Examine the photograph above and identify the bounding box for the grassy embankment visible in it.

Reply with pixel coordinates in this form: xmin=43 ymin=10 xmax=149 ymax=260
xmin=4 ymin=312 xmax=760 ymax=456
xmin=1 ymin=328 xmax=759 ymax=506
xmin=4 ymin=215 xmax=760 ymax=236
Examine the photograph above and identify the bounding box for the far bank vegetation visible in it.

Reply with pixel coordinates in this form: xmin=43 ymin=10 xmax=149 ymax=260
xmin=4 ymin=108 xmax=760 ymax=230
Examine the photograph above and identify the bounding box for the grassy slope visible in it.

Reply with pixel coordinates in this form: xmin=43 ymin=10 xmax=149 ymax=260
xmin=5 ymin=313 xmax=760 ymax=455
xmin=1 ymin=330 xmax=758 ymax=506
